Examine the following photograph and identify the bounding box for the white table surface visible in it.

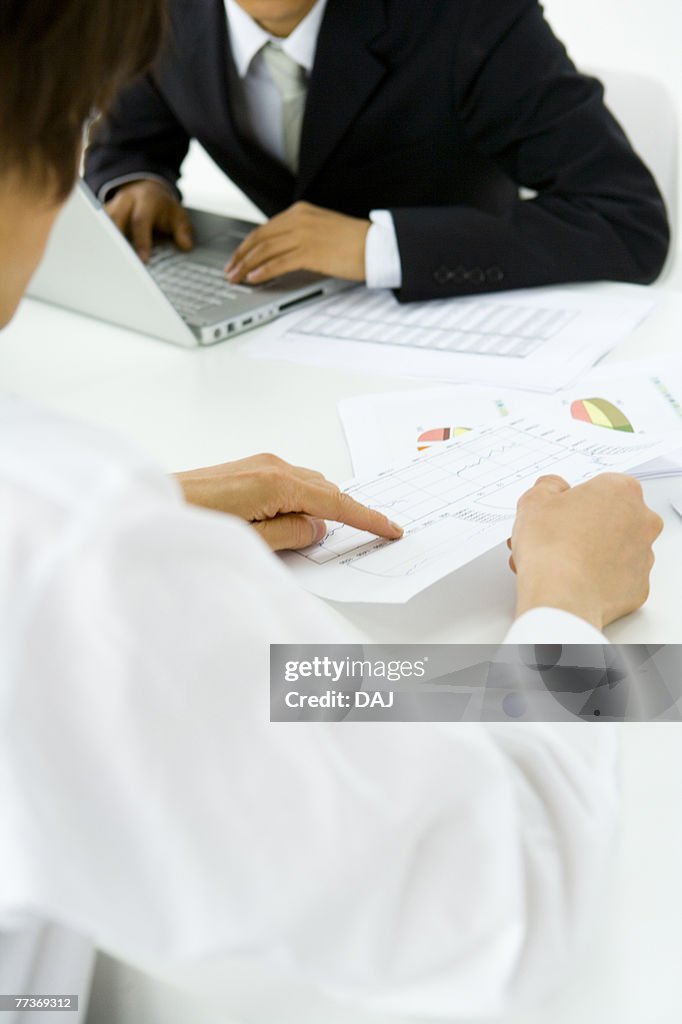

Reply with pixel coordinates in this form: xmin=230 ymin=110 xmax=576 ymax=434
xmin=3 ymin=281 xmax=682 ymax=644
xmin=3 ymin=155 xmax=681 ymax=1022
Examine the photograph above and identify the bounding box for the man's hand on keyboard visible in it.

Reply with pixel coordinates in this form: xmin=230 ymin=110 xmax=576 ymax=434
xmin=224 ymin=202 xmax=370 ymax=285
xmin=175 ymin=454 xmax=403 ymax=552
xmin=105 ymin=180 xmax=193 ymax=263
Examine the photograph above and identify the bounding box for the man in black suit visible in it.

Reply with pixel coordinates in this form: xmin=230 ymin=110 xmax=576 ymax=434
xmin=86 ymin=0 xmax=669 ymax=301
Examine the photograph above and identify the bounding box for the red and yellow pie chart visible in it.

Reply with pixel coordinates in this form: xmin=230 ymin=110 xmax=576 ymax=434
xmin=570 ymin=397 xmax=634 ymax=433
xmin=417 ymin=426 xmax=471 ymax=451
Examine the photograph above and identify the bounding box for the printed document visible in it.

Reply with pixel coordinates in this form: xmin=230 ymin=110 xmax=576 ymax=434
xmin=338 ymin=356 xmax=682 ymax=477
xmin=282 ymin=416 xmax=677 ymax=604
xmin=245 ymin=285 xmax=656 ymax=390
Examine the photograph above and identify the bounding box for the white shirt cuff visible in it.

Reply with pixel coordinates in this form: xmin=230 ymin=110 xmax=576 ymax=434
xmin=503 ymin=608 xmax=609 ymax=645
xmin=365 ymin=210 xmax=403 ymax=289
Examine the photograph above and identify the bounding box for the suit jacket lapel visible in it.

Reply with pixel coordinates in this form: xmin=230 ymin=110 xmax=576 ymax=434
xmin=296 ymin=0 xmax=390 ymax=195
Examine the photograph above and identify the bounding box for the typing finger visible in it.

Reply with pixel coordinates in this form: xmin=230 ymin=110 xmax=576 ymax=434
xmin=226 ymin=227 xmax=293 ymax=279
xmin=105 ymin=194 xmax=133 ymax=237
xmin=246 ymin=251 xmax=304 ymax=284
xmin=130 ymin=208 xmax=155 ymax=263
xmin=167 ymin=203 xmax=194 ymax=252
xmin=228 ymin=237 xmax=298 ymax=283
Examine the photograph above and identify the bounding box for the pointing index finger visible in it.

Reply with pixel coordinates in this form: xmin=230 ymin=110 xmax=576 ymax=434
xmin=292 ymin=480 xmax=403 ymax=541
xmin=335 ymin=489 xmax=404 ymax=539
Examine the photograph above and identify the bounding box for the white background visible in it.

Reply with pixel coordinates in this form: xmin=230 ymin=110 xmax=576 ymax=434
xmin=544 ymin=0 xmax=682 ymax=102
xmin=543 ymin=0 xmax=682 ymax=242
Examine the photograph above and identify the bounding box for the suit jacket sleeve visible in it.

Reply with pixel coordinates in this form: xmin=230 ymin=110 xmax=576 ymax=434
xmin=391 ymin=0 xmax=670 ymax=302
xmin=85 ymin=73 xmax=191 ymax=200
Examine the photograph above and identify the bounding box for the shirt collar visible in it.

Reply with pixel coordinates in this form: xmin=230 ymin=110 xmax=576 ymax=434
xmin=225 ymin=0 xmax=328 ymax=78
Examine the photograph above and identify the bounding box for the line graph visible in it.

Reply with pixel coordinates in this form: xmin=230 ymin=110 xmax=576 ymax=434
xmin=284 ymin=417 xmax=673 ymax=603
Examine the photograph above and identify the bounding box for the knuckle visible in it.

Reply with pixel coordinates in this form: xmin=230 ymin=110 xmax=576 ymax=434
xmin=130 ymin=210 xmax=149 ymax=230
xmin=595 ymin=471 xmax=621 ymax=488
xmin=616 ymin=473 xmax=643 ymax=497
xmin=516 ymin=488 xmax=535 ymax=510
xmin=259 ymin=456 xmax=288 ymax=481
xmin=256 ymin=239 xmax=275 ymax=260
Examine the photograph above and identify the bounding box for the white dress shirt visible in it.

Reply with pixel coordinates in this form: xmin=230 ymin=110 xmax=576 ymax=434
xmin=0 ymin=395 xmax=618 ymax=1019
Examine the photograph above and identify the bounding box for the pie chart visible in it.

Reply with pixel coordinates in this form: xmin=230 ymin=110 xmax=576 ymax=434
xmin=570 ymin=397 xmax=634 ymax=433
xmin=417 ymin=426 xmax=471 ymax=451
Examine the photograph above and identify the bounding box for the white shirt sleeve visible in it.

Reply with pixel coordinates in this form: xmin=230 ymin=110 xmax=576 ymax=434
xmin=364 ymin=210 xmax=403 ymax=289
xmin=0 ymin=438 xmax=619 ymax=1021
xmin=504 ymin=608 xmax=608 ymax=644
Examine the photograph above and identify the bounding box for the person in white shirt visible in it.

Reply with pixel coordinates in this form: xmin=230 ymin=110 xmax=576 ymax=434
xmin=0 ymin=1 xmax=664 ymax=1019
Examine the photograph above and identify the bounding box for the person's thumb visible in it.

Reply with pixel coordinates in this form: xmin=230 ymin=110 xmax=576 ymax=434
xmin=252 ymin=514 xmax=327 ymax=552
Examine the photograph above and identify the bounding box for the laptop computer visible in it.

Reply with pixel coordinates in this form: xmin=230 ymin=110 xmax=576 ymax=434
xmin=28 ymin=181 xmax=351 ymax=347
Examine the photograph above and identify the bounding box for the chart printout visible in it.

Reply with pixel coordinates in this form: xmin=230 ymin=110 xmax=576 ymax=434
xmin=281 ymin=417 xmax=677 ymax=604
xmin=338 ymin=357 xmax=682 ymax=478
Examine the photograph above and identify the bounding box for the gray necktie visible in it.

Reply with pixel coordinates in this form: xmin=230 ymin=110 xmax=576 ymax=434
xmin=262 ymin=42 xmax=307 ymax=173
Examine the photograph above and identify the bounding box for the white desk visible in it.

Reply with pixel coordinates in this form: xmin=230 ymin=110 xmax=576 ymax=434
xmin=2 ymin=162 xmax=682 ymax=1022
xmin=3 ymin=283 xmax=682 ymax=644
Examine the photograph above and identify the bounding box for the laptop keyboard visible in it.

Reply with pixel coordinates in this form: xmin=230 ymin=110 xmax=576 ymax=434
xmin=147 ymin=245 xmax=255 ymax=320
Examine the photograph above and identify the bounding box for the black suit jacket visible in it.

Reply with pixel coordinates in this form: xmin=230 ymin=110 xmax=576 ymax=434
xmin=85 ymin=0 xmax=669 ymax=301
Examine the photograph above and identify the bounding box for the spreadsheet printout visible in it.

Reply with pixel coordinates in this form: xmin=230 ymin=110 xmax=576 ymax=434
xmin=245 ymin=285 xmax=657 ymax=391
xmin=282 ymin=417 xmax=677 ymax=603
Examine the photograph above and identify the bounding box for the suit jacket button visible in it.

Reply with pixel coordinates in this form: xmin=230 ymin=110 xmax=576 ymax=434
xmin=453 ymin=266 xmax=468 ymax=285
xmin=470 ymin=267 xmax=485 ymax=284
xmin=434 ymin=266 xmax=451 ymax=285
xmin=486 ymin=266 xmax=504 ymax=283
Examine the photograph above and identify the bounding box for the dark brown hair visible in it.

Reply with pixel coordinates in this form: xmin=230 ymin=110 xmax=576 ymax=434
xmin=0 ymin=0 xmax=166 ymax=199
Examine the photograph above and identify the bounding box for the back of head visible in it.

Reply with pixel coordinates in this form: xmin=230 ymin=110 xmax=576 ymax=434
xmin=0 ymin=0 xmax=166 ymax=200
